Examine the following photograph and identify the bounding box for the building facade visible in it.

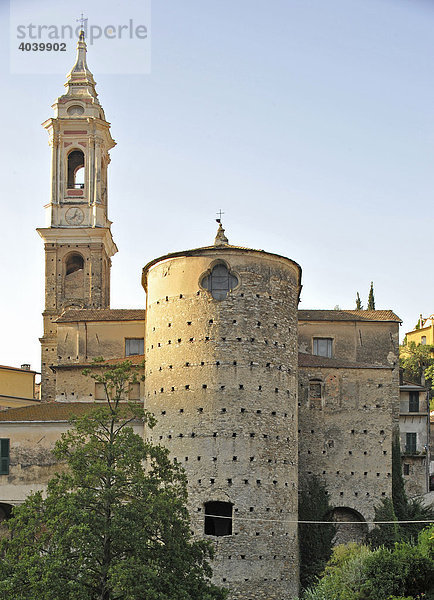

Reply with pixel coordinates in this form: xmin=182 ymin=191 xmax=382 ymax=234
xmin=399 ymin=381 xmax=430 ymax=497
xmin=0 ymin=33 xmax=407 ymax=600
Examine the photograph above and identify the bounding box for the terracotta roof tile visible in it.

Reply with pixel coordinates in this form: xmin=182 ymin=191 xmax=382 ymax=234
xmin=0 ymin=402 xmax=104 ymax=422
xmin=298 ymin=309 xmax=401 ymax=323
xmin=298 ymin=352 xmax=391 ymax=369
xmin=56 ymin=309 xmax=145 ymax=323
xmin=52 ymin=355 xmax=145 ymax=370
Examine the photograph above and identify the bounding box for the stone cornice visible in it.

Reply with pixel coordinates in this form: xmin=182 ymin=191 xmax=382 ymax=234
xmin=36 ymin=227 xmax=118 ymax=257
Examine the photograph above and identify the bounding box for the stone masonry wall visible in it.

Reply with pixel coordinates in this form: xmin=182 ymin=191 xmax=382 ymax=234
xmin=298 ymin=366 xmax=398 ymax=525
xmin=143 ymin=249 xmax=301 ymax=600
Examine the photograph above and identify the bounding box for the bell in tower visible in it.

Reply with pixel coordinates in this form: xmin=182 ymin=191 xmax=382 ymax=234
xmin=37 ymin=31 xmax=118 ymax=401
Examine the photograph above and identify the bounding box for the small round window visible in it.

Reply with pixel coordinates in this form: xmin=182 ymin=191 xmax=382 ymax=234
xmin=201 ymin=263 xmax=238 ymax=300
xmin=67 ymin=104 xmax=85 ymax=116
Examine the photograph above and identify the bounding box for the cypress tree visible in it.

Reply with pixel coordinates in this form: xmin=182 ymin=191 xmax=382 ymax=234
xmin=368 ymin=497 xmax=399 ymax=549
xmin=356 ymin=292 xmax=363 ymax=310
xmin=298 ymin=475 xmax=336 ymax=590
xmin=367 ymin=281 xmax=375 ymax=310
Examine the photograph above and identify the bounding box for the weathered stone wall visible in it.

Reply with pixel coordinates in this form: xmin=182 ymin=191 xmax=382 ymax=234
xmin=56 ymin=319 xmax=145 ymax=364
xmin=0 ymin=421 xmax=143 ymax=506
xmin=41 ymin=241 xmax=111 ymax=401
xmin=401 ymin=454 xmax=428 ymax=498
xmin=298 ymin=366 xmax=398 ymax=524
xmin=298 ymin=320 xmax=399 ymax=366
xmin=0 ymin=423 xmax=67 ymax=503
xmin=143 ymin=248 xmax=301 ymax=600
xmin=54 ymin=367 xmax=144 ymax=402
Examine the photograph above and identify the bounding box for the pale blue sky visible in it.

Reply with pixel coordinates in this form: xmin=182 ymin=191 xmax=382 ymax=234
xmin=1 ymin=0 xmax=433 ymax=371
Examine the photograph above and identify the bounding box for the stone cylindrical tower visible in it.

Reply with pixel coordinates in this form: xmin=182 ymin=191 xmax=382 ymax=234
xmin=142 ymin=226 xmax=302 ymax=599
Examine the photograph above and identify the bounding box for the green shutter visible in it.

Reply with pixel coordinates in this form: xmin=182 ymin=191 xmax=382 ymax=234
xmin=0 ymin=439 xmax=9 ymax=475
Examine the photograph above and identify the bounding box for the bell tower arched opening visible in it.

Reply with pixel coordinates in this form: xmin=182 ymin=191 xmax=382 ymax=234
xmin=64 ymin=252 xmax=85 ymax=299
xmin=67 ymin=150 xmax=85 ymax=189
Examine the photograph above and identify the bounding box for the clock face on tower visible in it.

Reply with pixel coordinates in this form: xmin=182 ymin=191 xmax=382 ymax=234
xmin=65 ymin=207 xmax=84 ymax=225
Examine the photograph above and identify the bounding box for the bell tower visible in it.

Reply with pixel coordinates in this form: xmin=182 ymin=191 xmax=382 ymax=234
xmin=37 ymin=31 xmax=117 ymax=401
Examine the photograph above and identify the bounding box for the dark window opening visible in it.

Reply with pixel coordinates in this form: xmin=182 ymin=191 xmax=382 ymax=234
xmin=0 ymin=439 xmax=10 ymax=475
xmin=201 ymin=263 xmax=238 ymax=300
xmin=409 ymin=391 xmax=419 ymax=412
xmin=204 ymin=501 xmax=233 ymax=536
xmin=67 ymin=150 xmax=85 ymax=189
xmin=65 ymin=253 xmax=84 ymax=276
xmin=403 ymin=463 xmax=410 ymax=475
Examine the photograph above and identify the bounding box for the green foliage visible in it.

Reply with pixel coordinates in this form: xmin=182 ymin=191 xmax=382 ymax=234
xmin=298 ymin=476 xmax=336 ymax=591
xmin=368 ymin=497 xmax=399 ymax=549
xmin=400 ymin=341 xmax=434 ymax=386
xmin=356 ymin=292 xmax=363 ymax=310
xmin=367 ymin=281 xmax=375 ymax=310
xmin=303 ymin=527 xmax=434 ymax=600
xmin=303 ymin=544 xmax=371 ymax=600
xmin=391 ymin=431 xmax=434 ymax=543
xmin=0 ymin=361 xmax=227 ymax=600
xmin=392 ymin=431 xmax=409 ymax=524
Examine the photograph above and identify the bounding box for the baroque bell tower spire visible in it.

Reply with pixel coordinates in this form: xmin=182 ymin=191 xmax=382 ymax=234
xmin=37 ymin=31 xmax=117 ymax=401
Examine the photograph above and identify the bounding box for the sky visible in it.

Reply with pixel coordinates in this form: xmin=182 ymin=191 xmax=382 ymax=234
xmin=0 ymin=0 xmax=433 ymax=374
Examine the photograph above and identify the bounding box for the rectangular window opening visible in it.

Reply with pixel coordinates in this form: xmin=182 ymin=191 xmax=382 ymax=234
xmin=125 ymin=338 xmax=144 ymax=357
xmin=313 ymin=337 xmax=333 ymax=358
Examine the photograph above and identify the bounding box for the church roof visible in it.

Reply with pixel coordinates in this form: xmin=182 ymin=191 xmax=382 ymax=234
xmin=56 ymin=309 xmax=145 ymax=323
xmin=0 ymin=402 xmax=101 ymax=422
xmin=298 ymin=353 xmax=392 ymax=369
xmin=298 ymin=309 xmax=401 ymax=323
xmin=0 ymin=401 xmax=143 ymax=423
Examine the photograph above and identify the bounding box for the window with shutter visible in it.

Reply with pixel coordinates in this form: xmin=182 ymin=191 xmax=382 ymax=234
xmin=0 ymin=439 xmax=10 ymax=475
xmin=409 ymin=391 xmax=419 ymax=412
xmin=405 ymin=433 xmax=417 ymax=454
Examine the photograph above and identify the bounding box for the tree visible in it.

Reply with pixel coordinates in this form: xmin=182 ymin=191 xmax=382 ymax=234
xmin=400 ymin=341 xmax=434 ymax=386
xmin=355 ymin=292 xmax=363 ymax=310
xmin=0 ymin=360 xmax=227 ymax=600
xmin=303 ymin=527 xmax=434 ymax=600
xmin=367 ymin=281 xmax=375 ymax=310
xmin=298 ymin=475 xmax=336 ymax=591
xmin=391 ymin=431 xmax=434 ymax=543
xmin=368 ymin=497 xmax=399 ymax=549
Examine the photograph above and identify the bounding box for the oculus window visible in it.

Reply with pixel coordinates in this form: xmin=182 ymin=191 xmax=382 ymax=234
xmin=201 ymin=264 xmax=238 ymax=301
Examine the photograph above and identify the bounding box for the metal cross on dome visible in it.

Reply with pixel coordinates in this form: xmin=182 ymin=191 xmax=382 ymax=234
xmin=77 ymin=13 xmax=88 ymax=32
xmin=216 ymin=209 xmax=225 ymax=224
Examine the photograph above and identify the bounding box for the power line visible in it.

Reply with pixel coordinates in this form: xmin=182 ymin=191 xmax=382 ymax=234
xmin=193 ymin=513 xmax=434 ymax=525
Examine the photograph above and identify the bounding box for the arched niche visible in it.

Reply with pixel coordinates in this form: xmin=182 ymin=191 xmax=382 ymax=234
xmin=331 ymin=507 xmax=368 ymax=545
